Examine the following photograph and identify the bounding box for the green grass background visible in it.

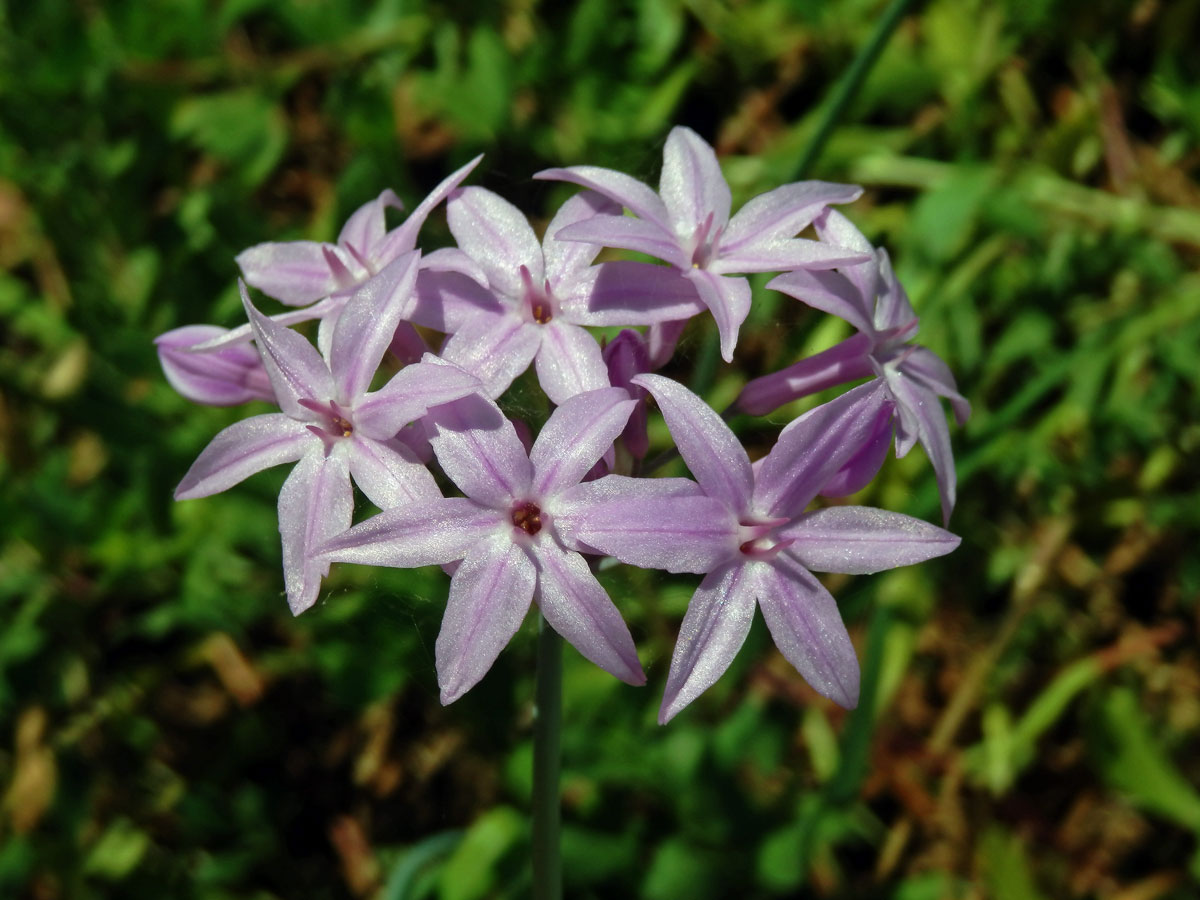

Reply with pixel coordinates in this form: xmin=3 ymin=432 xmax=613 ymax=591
xmin=2 ymin=0 xmax=1199 ymax=897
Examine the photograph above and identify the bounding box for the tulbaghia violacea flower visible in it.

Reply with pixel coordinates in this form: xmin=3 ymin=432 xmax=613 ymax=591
xmin=174 ymin=252 xmax=480 ymax=613
xmin=736 ymin=209 xmax=971 ymax=523
xmin=320 ymin=388 xmax=649 ymax=703
xmin=562 ymin=374 xmax=959 ymax=722
xmin=428 ymin=188 xmax=703 ymax=404
xmin=156 ymin=324 xmax=275 ymax=407
xmin=535 ymin=126 xmax=870 ymax=362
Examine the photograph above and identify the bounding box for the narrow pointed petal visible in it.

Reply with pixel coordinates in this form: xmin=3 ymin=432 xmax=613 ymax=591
xmin=236 ymin=240 xmax=340 ymax=306
xmin=819 ymin=409 xmax=893 ymax=497
xmin=542 ymin=191 xmax=622 ymax=283
xmin=553 ymin=475 xmax=738 ymax=574
xmin=532 ymin=322 xmax=610 ymax=405
xmin=426 ymin=393 xmax=533 ymax=506
xmin=887 ymin=373 xmax=957 ymax=524
xmin=278 ymin=451 xmax=353 ymax=615
xmin=192 ymin=295 xmax=346 ymax=352
xmin=447 ymin=187 xmax=543 ymax=299
xmin=384 ymin=154 xmax=484 ymax=257
xmin=873 ymin=250 xmax=918 ymax=331
xmin=439 ymin=312 xmax=542 ymax=400
xmin=156 ymin=325 xmax=274 ymax=406
xmin=709 ymin=237 xmax=871 ymax=275
xmin=758 ymin=554 xmax=859 ymax=708
xmin=419 ymin=247 xmax=490 ymax=285
xmin=659 ymin=562 xmax=759 ymax=723
xmin=685 ymin=268 xmax=750 ymax=364
xmin=347 ymin=435 xmax=441 ymax=510
xmin=780 ymin=506 xmax=960 ymax=574
xmin=721 ymin=181 xmax=863 ymax=252
xmin=553 ymin=215 xmax=688 ymax=270
xmin=529 ymin=387 xmax=635 ymax=495
xmin=559 ymin=261 xmax=704 ymax=326
xmin=330 ymin=251 xmax=421 ymax=402
xmin=632 ymin=373 xmax=754 ymax=514
xmin=660 ymin=126 xmax=731 ymax=234
xmin=175 ymin=414 xmax=312 ymax=499
xmin=734 ymin=334 xmax=875 ymax=416
xmin=411 ymin=270 xmax=504 ymax=333
xmin=337 ymin=188 xmax=403 ymax=257
xmin=767 ymin=269 xmax=876 ymax=336
xmin=355 ymin=356 xmax=481 ymax=440
xmin=754 ymin=379 xmax=892 ymax=520
xmin=899 ymin=348 xmax=971 ymax=425
xmin=534 ymin=165 xmax=672 ymax=233
xmin=436 ymin=537 xmax=536 ymax=704
xmin=241 ymin=284 xmax=333 ymax=417
xmin=533 ymin=540 xmax=644 ymax=685
xmin=320 ymin=497 xmax=504 ymax=569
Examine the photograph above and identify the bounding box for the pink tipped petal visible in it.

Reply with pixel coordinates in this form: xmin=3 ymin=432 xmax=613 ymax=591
xmin=355 ymin=356 xmax=482 ymax=440
xmin=241 ymin=285 xmax=334 ymax=417
xmin=554 ymin=477 xmax=739 ymax=574
xmin=411 ymin=270 xmax=503 ymax=333
xmin=436 ymin=537 xmax=537 ymax=704
xmin=320 ymin=497 xmax=504 ymax=569
xmin=156 ymin=325 xmax=275 ymax=406
xmin=735 ymin=334 xmax=876 ymax=416
xmin=175 ymin=414 xmax=312 ymax=500
xmin=426 ymin=393 xmax=534 ymax=506
xmin=685 ymin=268 xmax=750 ymax=364
xmin=447 ymin=187 xmax=543 ymax=298
xmin=648 ymin=320 xmax=687 ymax=369
xmin=534 ymin=165 xmax=671 ymax=233
xmin=330 ymin=251 xmax=421 ymax=402
xmin=440 ymin=312 xmax=542 ymax=399
xmin=899 ymin=348 xmax=971 ymax=425
xmin=542 ymin=191 xmax=622 ymax=282
xmin=721 ymin=181 xmax=863 ymax=252
xmin=659 ymin=126 xmax=731 ymax=234
xmin=633 ymin=373 xmax=754 ymax=514
xmin=758 ymin=555 xmax=860 ymax=708
xmin=532 ymin=540 xmax=644 ymax=685
xmin=532 ymin=322 xmax=611 ymax=405
xmin=553 ymin=215 xmax=688 ymax=270
xmin=236 ymin=240 xmax=340 ymax=306
xmin=710 ymin=237 xmax=872 ymax=276
xmin=346 ymin=436 xmax=442 ymax=510
xmin=385 ymin=154 xmax=484 ymax=256
xmin=780 ymin=506 xmax=961 ymax=574
xmin=768 ymin=269 xmax=876 ymax=336
xmin=659 ymin=562 xmax=760 ymax=723
xmin=754 ymin=379 xmax=892 ymax=520
xmin=887 ymin=374 xmax=957 ymax=525
xmin=529 ymin=387 xmax=635 ymax=496
xmin=278 ymin=451 xmax=353 ymax=615
xmin=560 ymin=261 xmax=704 ymax=326
xmin=337 ymin=188 xmax=403 ymax=257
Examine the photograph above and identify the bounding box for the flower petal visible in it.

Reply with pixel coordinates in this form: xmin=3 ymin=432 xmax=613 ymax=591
xmin=236 ymin=240 xmax=340 ymax=306
xmin=156 ymin=325 xmax=275 ymax=406
xmin=659 ymin=562 xmax=759 ymax=723
xmin=767 ymin=269 xmax=876 ymax=336
xmin=175 ymin=414 xmax=312 ymax=500
xmin=659 ymin=126 xmax=732 ymax=234
xmin=347 ymin=435 xmax=442 ymax=510
xmin=436 ymin=536 xmax=536 ymax=704
xmin=380 ymin=154 xmax=484 ymax=263
xmin=337 ymin=188 xmax=403 ymax=258
xmin=721 ymin=181 xmax=863 ymax=252
xmin=355 ymin=355 xmax=482 ymax=440
xmin=532 ymin=539 xmax=644 ymax=685
xmin=553 ymin=215 xmax=688 ymax=269
xmin=439 ymin=311 xmax=542 ymax=399
xmin=887 ymin=372 xmax=957 ymax=524
xmin=873 ymin=249 xmax=917 ymax=331
xmin=734 ymin=334 xmax=875 ymax=416
xmin=529 ymin=387 xmax=635 ymax=496
xmin=447 ymin=187 xmax=542 ymax=300
xmin=534 ymin=165 xmax=672 ymax=233
xmin=241 ymin=284 xmax=334 ymax=417
xmin=532 ymin=321 xmax=611 ymax=405
xmin=419 ymin=247 xmax=490 ymax=285
xmin=279 ymin=451 xmax=353 ymax=615
xmin=686 ymin=268 xmax=751 ymax=363
xmin=758 ymin=554 xmax=859 ymax=708
xmin=819 ymin=408 xmax=893 ymax=497
xmin=632 ymin=373 xmax=754 ymax=514
xmin=780 ymin=506 xmax=961 ymax=574
xmin=899 ymin=347 xmax=971 ymax=426
xmin=411 ymin=270 xmax=504 ymax=333
xmin=647 ymin=319 xmax=687 ymax=369
xmin=710 ymin=237 xmax=872 ymax=276
xmin=426 ymin=393 xmax=534 ymax=506
xmin=559 ymin=261 xmax=704 ymax=326
xmin=542 ymin=191 xmax=622 ymax=283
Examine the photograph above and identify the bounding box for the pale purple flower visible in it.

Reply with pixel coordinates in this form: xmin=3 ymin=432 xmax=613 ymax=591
xmin=560 ymin=374 xmax=959 ymax=722
xmin=319 ymin=388 xmax=647 ymax=703
xmin=736 ymin=209 xmax=971 ymax=523
xmin=156 ymin=324 xmax=275 ymax=406
xmin=535 ymin=126 xmax=869 ymax=362
xmin=175 ymin=253 xmax=480 ymax=614
xmin=430 ymin=188 xmax=704 ymax=404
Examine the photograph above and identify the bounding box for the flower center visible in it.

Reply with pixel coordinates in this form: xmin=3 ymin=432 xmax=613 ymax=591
xmin=736 ymin=517 xmax=793 ymax=561
xmin=332 ymin=414 xmax=353 ymax=438
xmin=519 ymin=265 xmax=554 ymax=324
xmin=511 ymin=501 xmax=543 ymax=536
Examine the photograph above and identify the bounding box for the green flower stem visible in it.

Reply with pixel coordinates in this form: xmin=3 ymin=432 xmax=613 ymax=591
xmin=791 ymin=0 xmax=922 ymax=179
xmin=532 ymin=613 xmax=563 ymax=900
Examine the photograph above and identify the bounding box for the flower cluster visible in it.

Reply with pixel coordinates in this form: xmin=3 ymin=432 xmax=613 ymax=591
xmin=159 ymin=127 xmax=965 ymax=722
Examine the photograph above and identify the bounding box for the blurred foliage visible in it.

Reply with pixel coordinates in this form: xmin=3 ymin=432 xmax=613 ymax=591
xmin=1 ymin=0 xmax=1199 ymax=897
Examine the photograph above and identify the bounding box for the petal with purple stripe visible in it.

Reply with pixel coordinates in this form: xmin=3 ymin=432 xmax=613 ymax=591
xmin=426 ymin=393 xmax=534 ymax=507
xmin=532 ymin=321 xmax=610 ymax=406
xmin=278 ymin=451 xmax=353 ymax=615
xmin=175 ymin=414 xmax=313 ymax=500
xmin=529 ymin=387 xmax=635 ymax=496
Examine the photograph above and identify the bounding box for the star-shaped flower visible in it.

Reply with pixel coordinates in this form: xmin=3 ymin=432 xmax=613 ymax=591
xmin=535 ymin=126 xmax=870 ymax=361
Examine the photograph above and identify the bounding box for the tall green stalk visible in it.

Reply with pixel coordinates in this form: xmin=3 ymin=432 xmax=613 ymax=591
xmin=532 ymin=614 xmax=563 ymax=900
